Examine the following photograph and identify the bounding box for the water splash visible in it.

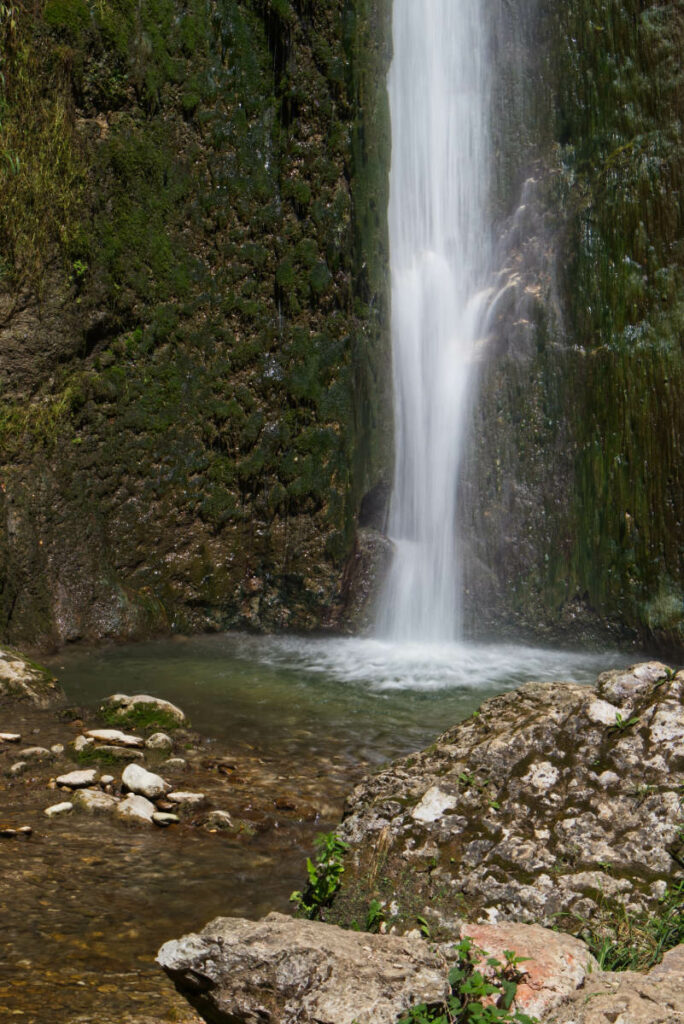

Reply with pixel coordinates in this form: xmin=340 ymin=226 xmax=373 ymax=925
xmin=378 ymin=0 xmax=493 ymax=641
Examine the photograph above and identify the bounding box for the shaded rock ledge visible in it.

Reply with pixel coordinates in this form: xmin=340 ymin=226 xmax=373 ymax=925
xmin=0 ymin=648 xmax=64 ymax=707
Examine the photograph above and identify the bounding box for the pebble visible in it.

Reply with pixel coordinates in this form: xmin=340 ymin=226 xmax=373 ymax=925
xmin=115 ymin=793 xmax=155 ymax=825
xmin=55 ymin=769 xmax=98 ymax=789
xmin=50 ymin=743 xmax=65 ymax=755
xmin=163 ymin=758 xmax=187 ymax=769
xmin=145 ymin=732 xmax=173 ymax=752
xmin=73 ymin=735 xmax=94 ymax=752
xmin=85 ymin=729 xmax=145 ymax=748
xmin=72 ymin=788 xmax=120 ymax=814
xmin=0 ymin=733 xmax=21 ymax=743
xmin=89 ymin=745 xmax=144 ymax=761
xmin=152 ymin=812 xmax=180 ymax=827
xmin=18 ymin=746 xmax=53 ymax=760
xmin=10 ymin=762 xmax=27 ymax=776
xmin=44 ymin=801 xmax=73 ymax=817
xmin=122 ymin=763 xmax=169 ymax=800
xmin=167 ymin=791 xmax=206 ymax=807
xmin=204 ymin=810 xmax=233 ymax=830
xmin=100 ymin=774 xmax=115 ymax=785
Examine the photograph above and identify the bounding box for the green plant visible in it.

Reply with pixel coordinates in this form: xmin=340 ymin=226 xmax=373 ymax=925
xmin=609 ymin=712 xmax=640 ymax=732
xmin=577 ymin=881 xmax=684 ymax=971
xmin=290 ymin=833 xmax=349 ymax=920
xmin=398 ymin=939 xmax=537 ymax=1024
xmin=365 ymin=898 xmax=386 ymax=933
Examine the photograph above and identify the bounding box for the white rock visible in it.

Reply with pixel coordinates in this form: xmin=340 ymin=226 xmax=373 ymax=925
xmin=521 ymin=762 xmax=560 ymax=791
xmin=597 ymin=770 xmax=620 ymax=788
xmin=586 ymin=699 xmax=621 ymax=726
xmin=0 ymin=733 xmax=21 ymax=742
xmin=72 ymin=788 xmax=120 ymax=814
xmin=18 ymin=746 xmax=53 ymax=760
xmin=204 ymin=810 xmax=233 ymax=829
xmin=164 ymin=757 xmax=187 ymax=769
xmin=85 ymin=729 xmax=144 ymax=748
xmin=115 ymin=793 xmax=155 ymax=825
xmin=153 ymin=812 xmax=180 ymax=826
xmin=44 ymin=801 xmax=73 ymax=817
xmin=100 ymin=774 xmax=115 ymax=785
xmin=102 ymin=693 xmax=186 ymax=724
xmin=411 ymin=786 xmax=458 ymax=823
xmin=55 ymin=769 xmax=98 ymax=788
xmin=167 ymin=791 xmax=206 ymax=807
xmin=73 ymin=735 xmax=94 ymax=752
xmin=145 ymin=732 xmax=173 ymax=751
xmin=50 ymin=743 xmax=65 ymax=755
xmin=122 ymin=762 xmax=169 ymax=799
xmin=9 ymin=762 xmax=27 ymax=775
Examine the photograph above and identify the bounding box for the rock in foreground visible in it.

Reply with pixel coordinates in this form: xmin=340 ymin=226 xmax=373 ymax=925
xmin=334 ymin=662 xmax=683 ymax=931
xmin=157 ymin=912 xmax=449 ymax=1024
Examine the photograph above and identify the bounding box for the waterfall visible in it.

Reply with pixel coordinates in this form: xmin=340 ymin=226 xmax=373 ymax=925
xmin=377 ymin=0 xmax=493 ymax=642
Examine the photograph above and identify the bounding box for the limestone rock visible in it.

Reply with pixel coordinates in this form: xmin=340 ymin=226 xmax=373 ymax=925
xmin=72 ymin=788 xmax=120 ymax=814
xmin=145 ymin=732 xmax=173 ymax=751
xmin=122 ymin=763 xmax=169 ymax=800
xmin=0 ymin=733 xmax=21 ymax=742
xmin=116 ymin=794 xmax=156 ymax=825
xmin=457 ymin=921 xmax=597 ymax=1019
xmin=0 ymin=649 xmax=64 ymax=707
xmin=102 ymin=694 xmax=186 ymax=726
xmin=167 ymin=791 xmax=206 ymax=808
xmin=44 ymin=801 xmax=73 ymax=817
xmin=152 ymin=812 xmax=180 ymax=826
xmin=157 ymin=911 xmax=449 ymax=1024
xmin=549 ymin=943 xmax=684 ymax=1023
xmin=18 ymin=746 xmax=54 ymax=761
xmin=56 ymin=769 xmax=98 ymax=788
xmin=335 ymin=663 xmax=683 ymax=929
xmin=85 ymin=729 xmax=145 ymax=748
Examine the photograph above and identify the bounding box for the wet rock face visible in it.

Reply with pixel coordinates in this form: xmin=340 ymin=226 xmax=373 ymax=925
xmin=332 ymin=662 xmax=683 ymax=931
xmin=0 ymin=649 xmax=64 ymax=707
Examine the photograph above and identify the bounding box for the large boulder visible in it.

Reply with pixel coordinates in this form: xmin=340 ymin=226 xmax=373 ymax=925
xmin=0 ymin=648 xmax=64 ymax=707
xmin=330 ymin=662 xmax=683 ymax=933
xmin=157 ymin=912 xmax=449 ymax=1024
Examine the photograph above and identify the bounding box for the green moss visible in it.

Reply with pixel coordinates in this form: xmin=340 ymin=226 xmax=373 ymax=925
xmin=100 ymin=704 xmax=183 ymax=732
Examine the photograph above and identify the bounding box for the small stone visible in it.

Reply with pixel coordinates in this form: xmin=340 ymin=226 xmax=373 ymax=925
xmin=73 ymin=735 xmax=94 ymax=752
xmin=55 ymin=769 xmax=98 ymax=789
xmin=0 ymin=733 xmax=21 ymax=743
xmin=145 ymin=732 xmax=173 ymax=752
xmin=152 ymin=812 xmax=180 ymax=827
xmin=203 ymin=810 xmax=233 ymax=830
xmin=100 ymin=774 xmax=115 ymax=785
xmin=18 ymin=746 xmax=53 ymax=760
xmin=17 ymin=825 xmax=32 ymax=836
xmin=115 ymin=793 xmax=155 ymax=825
xmin=44 ymin=801 xmax=73 ymax=817
xmin=85 ymin=729 xmax=144 ymax=748
xmin=122 ymin=762 xmax=169 ymax=800
xmin=586 ymin=699 xmax=621 ymax=726
xmin=163 ymin=758 xmax=187 ymax=769
xmin=9 ymin=762 xmax=27 ymax=776
xmin=167 ymin=791 xmax=207 ymax=807
xmin=72 ymin=788 xmax=120 ymax=814
xmin=88 ymin=745 xmax=144 ymax=762
xmin=50 ymin=743 xmax=65 ymax=755
xmin=0 ymin=827 xmax=18 ymax=837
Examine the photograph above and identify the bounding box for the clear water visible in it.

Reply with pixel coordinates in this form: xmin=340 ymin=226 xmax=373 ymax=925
xmin=379 ymin=0 xmax=494 ymax=640
xmin=2 ymin=633 xmax=631 ymax=1023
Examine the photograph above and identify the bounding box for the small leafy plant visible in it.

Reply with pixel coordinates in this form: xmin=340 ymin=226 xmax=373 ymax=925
xmin=290 ymin=832 xmax=349 ymax=920
xmin=609 ymin=712 xmax=640 ymax=732
xmin=398 ymin=939 xmax=537 ymax=1024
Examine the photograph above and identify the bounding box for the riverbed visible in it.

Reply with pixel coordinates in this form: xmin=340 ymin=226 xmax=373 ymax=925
xmin=1 ymin=634 xmax=630 ymax=1023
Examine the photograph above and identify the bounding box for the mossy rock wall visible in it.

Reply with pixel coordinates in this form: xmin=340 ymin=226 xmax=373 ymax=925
xmin=461 ymin=0 xmax=683 ymax=652
xmin=0 ymin=0 xmax=391 ymax=645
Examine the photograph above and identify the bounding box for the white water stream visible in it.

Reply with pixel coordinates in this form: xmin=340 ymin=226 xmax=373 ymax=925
xmin=378 ymin=0 xmax=493 ymax=641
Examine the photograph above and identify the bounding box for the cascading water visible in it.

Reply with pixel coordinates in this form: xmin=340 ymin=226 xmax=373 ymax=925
xmin=378 ymin=0 xmax=494 ymax=642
